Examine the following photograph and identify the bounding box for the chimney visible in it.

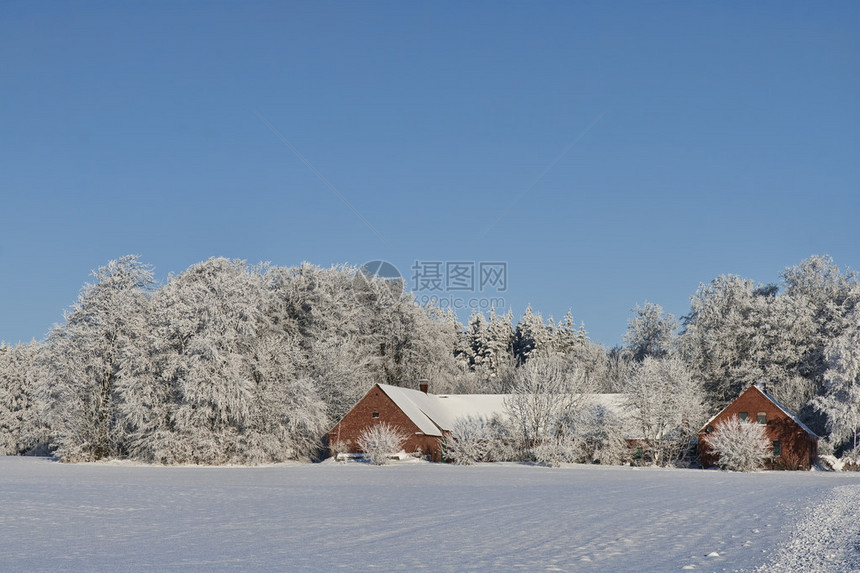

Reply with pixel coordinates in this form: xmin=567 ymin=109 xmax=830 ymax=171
xmin=418 ymin=379 xmax=429 ymax=394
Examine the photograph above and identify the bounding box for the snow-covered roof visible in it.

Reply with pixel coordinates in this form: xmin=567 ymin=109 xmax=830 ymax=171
xmin=378 ymin=385 xmax=446 ymax=436
xmin=700 ymin=384 xmax=818 ymax=438
xmin=376 ymin=384 xmax=629 ymax=436
xmin=759 ymin=387 xmax=818 ymax=438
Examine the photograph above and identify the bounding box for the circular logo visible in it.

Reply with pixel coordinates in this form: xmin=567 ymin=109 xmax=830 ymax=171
xmin=352 ymin=260 xmax=405 ymax=306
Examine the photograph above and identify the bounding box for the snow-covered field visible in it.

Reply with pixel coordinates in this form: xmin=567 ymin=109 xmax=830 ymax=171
xmin=1 ymin=457 xmax=859 ymax=572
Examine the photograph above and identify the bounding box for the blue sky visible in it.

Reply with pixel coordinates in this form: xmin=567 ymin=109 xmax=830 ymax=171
xmin=1 ymin=2 xmax=858 ymax=346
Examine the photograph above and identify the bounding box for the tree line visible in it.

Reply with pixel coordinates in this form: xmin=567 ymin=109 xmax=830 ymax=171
xmin=1 ymin=254 xmax=858 ymax=465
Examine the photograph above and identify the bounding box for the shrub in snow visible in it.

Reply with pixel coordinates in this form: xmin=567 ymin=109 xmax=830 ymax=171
xmin=530 ymin=403 xmax=629 ymax=468
xmin=357 ymin=423 xmax=409 ymax=465
xmin=329 ymin=439 xmax=352 ymax=459
xmin=839 ymin=447 xmax=860 ymax=471
xmin=533 ymin=432 xmax=578 ymax=467
xmin=569 ymin=404 xmax=629 ymax=466
xmin=443 ymin=416 xmax=496 ymax=465
xmin=817 ymin=454 xmax=843 ymax=472
xmin=705 ymin=417 xmax=771 ymax=472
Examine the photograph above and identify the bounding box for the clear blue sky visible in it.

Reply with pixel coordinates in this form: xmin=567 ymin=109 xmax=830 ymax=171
xmin=2 ymin=2 xmax=858 ymax=346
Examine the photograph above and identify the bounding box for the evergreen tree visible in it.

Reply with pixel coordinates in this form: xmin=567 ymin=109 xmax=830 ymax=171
xmin=513 ymin=306 xmax=549 ymax=364
xmin=624 ymin=302 xmax=677 ymax=362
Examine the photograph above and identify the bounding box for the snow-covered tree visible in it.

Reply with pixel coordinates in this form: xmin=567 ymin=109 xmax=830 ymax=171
xmin=486 ymin=308 xmax=515 ymax=364
xmin=456 ymin=308 xmax=516 ymax=392
xmin=678 ymin=256 xmax=860 ymax=415
xmin=532 ymin=401 xmax=627 ymax=467
xmin=605 ymin=346 xmax=634 ymax=393
xmin=547 ymin=310 xmax=587 ymax=355
xmin=505 ymin=352 xmax=597 ymax=456
xmin=624 ymin=357 xmax=705 ymax=466
xmin=782 ymin=255 xmax=860 ymax=393
xmin=704 ymin=416 xmax=772 ymax=472
xmin=679 ymin=274 xmax=817 ymax=409
xmin=120 ymin=258 xmax=329 ymax=464
xmin=39 ymin=256 xmax=155 ymax=461
xmin=812 ymin=312 xmax=860 ymax=452
xmin=512 ymin=306 xmax=550 ymax=365
xmin=0 ymin=341 xmax=44 ymax=454
xmin=624 ymin=302 xmax=677 ymax=362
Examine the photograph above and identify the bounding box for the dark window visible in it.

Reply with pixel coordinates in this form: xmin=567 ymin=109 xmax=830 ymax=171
xmin=705 ymin=425 xmax=714 ymax=434
xmin=372 ymin=412 xmax=379 ymax=419
xmin=738 ymin=412 xmax=748 ymax=421
xmin=757 ymin=413 xmax=767 ymax=425
xmin=772 ymin=441 xmax=782 ymax=457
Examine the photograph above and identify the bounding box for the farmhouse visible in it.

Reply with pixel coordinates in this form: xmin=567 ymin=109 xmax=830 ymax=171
xmin=328 ymin=382 xmax=630 ymax=462
xmin=328 ymin=382 xmax=509 ymax=461
xmin=698 ymin=382 xmax=818 ymax=470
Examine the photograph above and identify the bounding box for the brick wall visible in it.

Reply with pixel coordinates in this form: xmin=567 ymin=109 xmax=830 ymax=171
xmin=699 ymin=386 xmax=816 ymax=469
xmin=328 ymin=385 xmax=444 ymax=461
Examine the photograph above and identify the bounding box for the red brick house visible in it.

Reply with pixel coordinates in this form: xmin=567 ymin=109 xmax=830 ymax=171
xmin=698 ymin=383 xmax=818 ymax=470
xmin=328 ymin=383 xmax=509 ymax=461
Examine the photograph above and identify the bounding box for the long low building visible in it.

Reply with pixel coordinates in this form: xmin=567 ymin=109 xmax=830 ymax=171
xmin=327 ymin=382 xmax=627 ymax=462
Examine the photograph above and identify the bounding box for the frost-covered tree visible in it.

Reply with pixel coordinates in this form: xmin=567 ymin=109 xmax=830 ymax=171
xmin=624 ymin=302 xmax=677 ymax=362
xmin=456 ymin=308 xmax=516 ymax=392
xmin=0 ymin=341 xmax=44 ymax=454
xmin=39 ymin=256 xmax=155 ymax=461
xmin=264 ymin=263 xmax=373 ymax=420
xmin=624 ymin=357 xmax=705 ymax=466
xmin=120 ymin=258 xmax=330 ymax=464
xmin=566 ymin=339 xmax=613 ymax=393
xmin=532 ymin=401 xmax=628 ymax=467
xmin=782 ymin=255 xmax=860 ymax=392
xmin=485 ymin=308 xmax=515 ymax=371
xmin=679 ymin=274 xmax=816 ymax=409
xmin=464 ymin=311 xmax=490 ymax=370
xmin=546 ymin=310 xmax=587 ymax=356
xmin=812 ymin=313 xmax=860 ymax=452
xmin=605 ymin=346 xmax=634 ymax=393
xmin=704 ymin=416 xmax=772 ymax=472
xmin=505 ymin=352 xmax=597 ymax=456
xmin=512 ymin=306 xmax=550 ymax=365
xmin=679 ymin=256 xmax=859 ymax=414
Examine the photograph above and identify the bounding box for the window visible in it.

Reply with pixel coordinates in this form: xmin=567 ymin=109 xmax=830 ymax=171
xmin=757 ymin=413 xmax=767 ymax=425
xmin=772 ymin=441 xmax=782 ymax=457
xmin=705 ymin=425 xmax=714 ymax=434
xmin=372 ymin=412 xmax=379 ymax=419
xmin=738 ymin=412 xmax=748 ymax=421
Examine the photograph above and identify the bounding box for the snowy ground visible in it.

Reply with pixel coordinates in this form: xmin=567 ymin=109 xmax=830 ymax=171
xmin=1 ymin=457 xmax=859 ymax=572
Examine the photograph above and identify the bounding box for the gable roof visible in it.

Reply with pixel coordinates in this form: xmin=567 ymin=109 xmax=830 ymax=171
xmin=375 ymin=384 xmax=629 ymax=437
xmin=701 ymin=384 xmax=818 ymax=438
xmin=758 ymin=387 xmax=818 ymax=438
xmin=377 ymin=384 xmax=509 ymax=436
